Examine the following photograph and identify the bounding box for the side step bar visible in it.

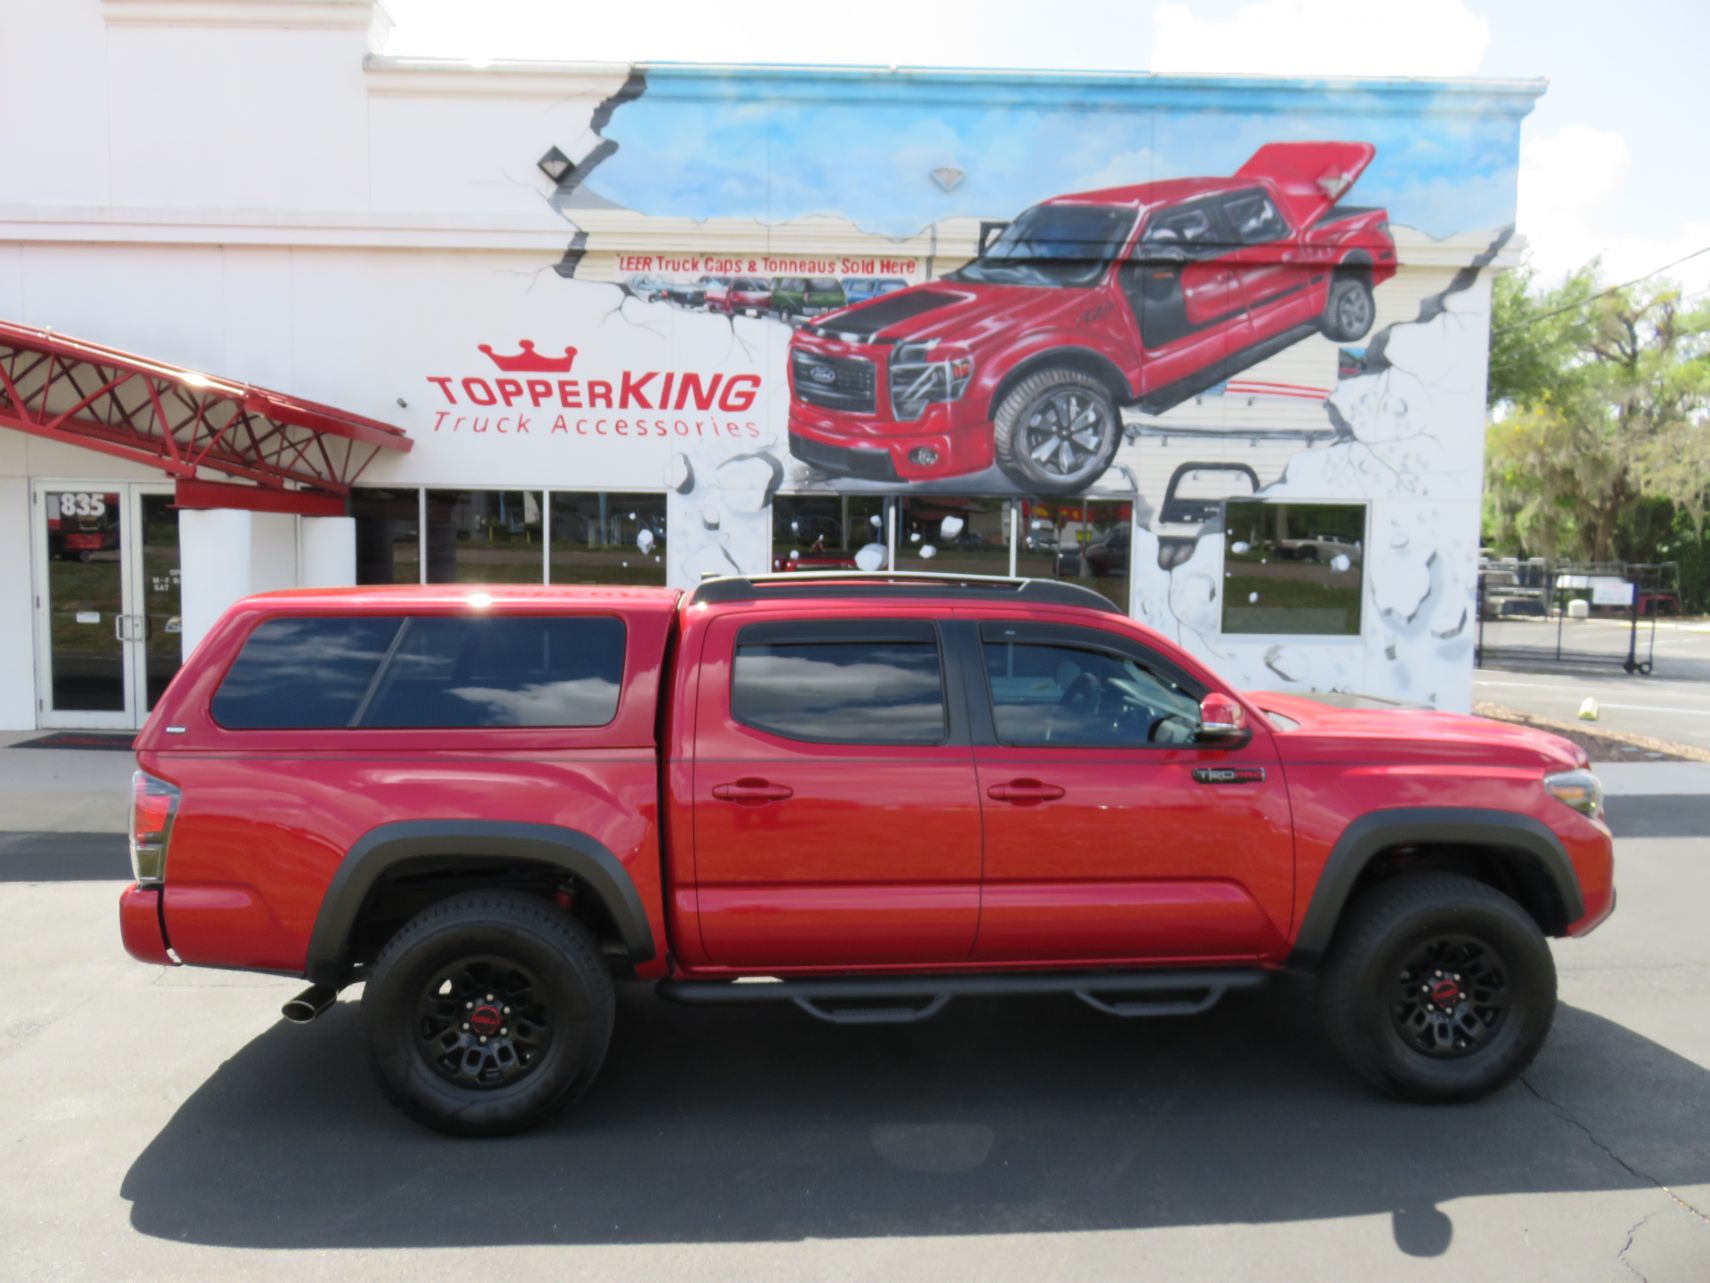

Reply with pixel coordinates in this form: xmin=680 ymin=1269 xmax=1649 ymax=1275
xmin=656 ymin=968 xmax=1268 ymax=1026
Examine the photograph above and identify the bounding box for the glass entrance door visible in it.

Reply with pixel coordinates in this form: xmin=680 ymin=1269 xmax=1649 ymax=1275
xmin=34 ymin=483 xmax=182 ymax=729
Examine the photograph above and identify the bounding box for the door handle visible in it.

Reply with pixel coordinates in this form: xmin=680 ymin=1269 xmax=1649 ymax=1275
xmin=711 ymin=778 xmax=794 ymax=804
xmin=986 ymin=779 xmax=1065 ymax=804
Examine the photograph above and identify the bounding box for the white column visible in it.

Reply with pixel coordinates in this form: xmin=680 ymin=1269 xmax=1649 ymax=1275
xmin=0 ymin=478 xmax=35 ymax=728
xmin=178 ymin=508 xmax=256 ymax=659
xmin=298 ymin=515 xmax=356 ymax=587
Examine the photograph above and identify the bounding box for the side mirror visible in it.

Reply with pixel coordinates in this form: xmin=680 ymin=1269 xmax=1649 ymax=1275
xmin=1195 ymin=692 xmax=1248 ymax=745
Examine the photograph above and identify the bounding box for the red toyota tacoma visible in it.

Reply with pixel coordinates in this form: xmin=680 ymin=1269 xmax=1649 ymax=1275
xmin=788 ymin=141 xmax=1396 ymax=493
xmin=120 ymin=574 xmax=1613 ymax=1135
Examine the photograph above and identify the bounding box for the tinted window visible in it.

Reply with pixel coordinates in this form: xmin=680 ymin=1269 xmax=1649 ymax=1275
xmin=212 ymin=614 xmax=625 ymax=729
xmin=212 ymin=617 xmax=401 ymax=729
xmin=983 ymin=641 xmax=1200 ymax=746
xmin=1223 ymin=190 xmax=1288 ymax=244
xmin=361 ymin=616 xmax=625 ymax=727
xmin=733 ymin=637 xmax=946 ymax=744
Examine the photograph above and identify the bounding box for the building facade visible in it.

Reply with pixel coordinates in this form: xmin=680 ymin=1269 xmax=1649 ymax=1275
xmin=0 ymin=0 xmax=1542 ymax=730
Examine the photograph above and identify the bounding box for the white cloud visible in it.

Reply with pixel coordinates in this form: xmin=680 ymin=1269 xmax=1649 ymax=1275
xmin=1150 ymin=0 xmax=1490 ymax=77
xmin=1513 ymin=123 xmax=1707 ymax=294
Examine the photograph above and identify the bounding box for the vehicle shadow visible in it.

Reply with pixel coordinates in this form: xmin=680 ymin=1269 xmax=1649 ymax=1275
xmin=122 ymin=980 xmax=1710 ymax=1254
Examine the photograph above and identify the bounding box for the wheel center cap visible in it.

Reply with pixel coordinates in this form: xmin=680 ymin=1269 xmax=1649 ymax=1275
xmin=1429 ymin=979 xmax=1461 ymax=1007
xmin=470 ymin=1004 xmax=503 ymax=1036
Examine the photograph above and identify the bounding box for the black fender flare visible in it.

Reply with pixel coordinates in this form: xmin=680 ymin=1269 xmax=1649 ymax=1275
xmin=304 ymin=820 xmax=656 ymax=986
xmin=986 ymin=346 xmax=1135 ymax=418
xmin=1287 ymin=807 xmax=1585 ymax=968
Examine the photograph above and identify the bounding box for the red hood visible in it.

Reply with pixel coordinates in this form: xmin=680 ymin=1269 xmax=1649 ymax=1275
xmin=807 ymin=280 xmax=1095 ymax=350
xmin=1250 ymin=691 xmax=1586 ymax=772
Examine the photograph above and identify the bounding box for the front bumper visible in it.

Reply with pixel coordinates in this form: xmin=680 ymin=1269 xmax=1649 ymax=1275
xmin=119 ymin=883 xmax=176 ymax=966
xmin=787 ymin=400 xmax=994 ymax=482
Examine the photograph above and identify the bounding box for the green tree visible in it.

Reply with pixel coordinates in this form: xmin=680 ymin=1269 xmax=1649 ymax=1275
xmin=1484 ymin=263 xmax=1710 ymax=565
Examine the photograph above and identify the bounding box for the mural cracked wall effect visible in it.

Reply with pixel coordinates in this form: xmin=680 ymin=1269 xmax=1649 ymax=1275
xmin=511 ymin=67 xmax=1536 ymax=710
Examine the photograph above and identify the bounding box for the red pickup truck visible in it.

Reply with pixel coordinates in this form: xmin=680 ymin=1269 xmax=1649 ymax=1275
xmin=120 ymin=575 xmax=1613 ymax=1135
xmin=788 ymin=141 xmax=1395 ymax=493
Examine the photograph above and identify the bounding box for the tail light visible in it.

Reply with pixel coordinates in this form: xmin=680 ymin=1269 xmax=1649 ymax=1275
xmin=129 ymin=770 xmax=180 ymax=886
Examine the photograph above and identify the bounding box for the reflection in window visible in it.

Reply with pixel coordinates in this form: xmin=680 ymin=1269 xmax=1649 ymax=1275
xmin=426 ymin=490 xmax=544 ymax=584
xmin=733 ymin=641 xmax=945 ymax=744
xmin=362 ymin=616 xmax=625 ymax=727
xmin=1015 ymin=498 xmax=1129 ymax=609
xmin=897 ymin=497 xmax=1009 ymax=575
xmin=772 ymin=495 xmax=889 ymax=571
xmin=1222 ymin=502 xmax=1365 ymax=636
xmin=983 ymin=641 xmax=1200 ymax=746
xmin=212 ymin=617 xmax=401 ymax=729
xmin=548 ymin=492 xmax=667 ymax=585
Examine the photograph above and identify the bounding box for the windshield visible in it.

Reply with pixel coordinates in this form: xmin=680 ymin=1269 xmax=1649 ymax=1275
xmin=953 ymin=204 xmax=1135 ymax=288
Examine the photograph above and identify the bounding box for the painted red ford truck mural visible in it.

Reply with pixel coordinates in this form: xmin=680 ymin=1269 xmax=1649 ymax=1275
xmin=787 ymin=142 xmax=1397 ymax=493
xmin=119 ymin=575 xmax=1612 ymax=1135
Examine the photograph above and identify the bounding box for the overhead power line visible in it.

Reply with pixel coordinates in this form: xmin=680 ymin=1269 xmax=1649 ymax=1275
xmin=1492 ymin=243 xmax=1710 ymax=336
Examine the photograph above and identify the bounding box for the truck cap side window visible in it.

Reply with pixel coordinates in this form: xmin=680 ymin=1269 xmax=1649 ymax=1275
xmin=210 ymin=614 xmax=626 ymax=730
xmin=731 ymin=619 xmax=947 ymax=745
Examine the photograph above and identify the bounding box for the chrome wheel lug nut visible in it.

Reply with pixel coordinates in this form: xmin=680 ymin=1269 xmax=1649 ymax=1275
xmin=479 ymin=1036 xmax=488 ymax=1044
xmin=461 ymin=1023 xmax=469 ymax=1031
xmin=500 ymin=1027 xmax=508 ymax=1036
xmin=465 ymin=1001 xmax=473 ymax=1009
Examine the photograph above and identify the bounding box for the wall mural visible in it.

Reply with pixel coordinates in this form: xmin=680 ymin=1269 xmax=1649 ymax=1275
xmin=412 ymin=68 xmax=1535 ymax=708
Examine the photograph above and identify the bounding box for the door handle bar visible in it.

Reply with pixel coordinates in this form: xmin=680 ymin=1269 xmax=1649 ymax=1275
xmin=987 ymin=780 xmax=1065 ymax=804
xmin=711 ymin=780 xmax=794 ymax=803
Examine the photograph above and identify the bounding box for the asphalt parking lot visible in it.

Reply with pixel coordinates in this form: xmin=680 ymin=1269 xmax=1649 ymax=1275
xmin=1475 ymin=618 xmax=1710 ymax=753
xmin=2 ymin=747 xmax=1708 ymax=1280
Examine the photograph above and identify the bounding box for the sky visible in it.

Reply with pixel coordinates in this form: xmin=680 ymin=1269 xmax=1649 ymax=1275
xmin=380 ymin=0 xmax=1710 ymax=295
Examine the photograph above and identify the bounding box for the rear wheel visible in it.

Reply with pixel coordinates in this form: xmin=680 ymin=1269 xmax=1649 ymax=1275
xmin=992 ymin=366 xmax=1121 ymax=494
xmin=360 ymin=890 xmax=614 ymax=1136
xmin=1318 ymin=872 xmax=1556 ymax=1102
xmin=1320 ymin=271 xmax=1375 ymax=341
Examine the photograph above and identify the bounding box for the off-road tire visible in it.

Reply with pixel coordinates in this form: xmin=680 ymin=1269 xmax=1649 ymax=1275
xmin=992 ymin=366 xmax=1121 ymax=495
xmin=361 ymin=890 xmax=615 ymax=1137
xmin=1318 ymin=872 xmax=1556 ymax=1102
xmin=1320 ymin=271 xmax=1376 ymax=342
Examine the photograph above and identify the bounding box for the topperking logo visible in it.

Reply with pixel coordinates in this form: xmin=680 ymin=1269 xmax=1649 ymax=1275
xmin=424 ymin=340 xmax=762 ymax=440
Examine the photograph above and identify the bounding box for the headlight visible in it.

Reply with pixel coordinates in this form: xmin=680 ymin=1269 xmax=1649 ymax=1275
xmin=1544 ymin=768 xmax=1603 ymax=819
xmin=889 ymin=340 xmax=974 ymax=420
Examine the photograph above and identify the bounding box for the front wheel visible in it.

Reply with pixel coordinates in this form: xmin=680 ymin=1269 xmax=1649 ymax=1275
xmin=1318 ymin=872 xmax=1556 ymax=1102
xmin=992 ymin=367 xmax=1121 ymax=495
xmin=361 ymin=890 xmax=615 ymax=1136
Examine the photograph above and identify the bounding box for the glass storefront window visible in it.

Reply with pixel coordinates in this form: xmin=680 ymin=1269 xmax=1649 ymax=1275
xmin=896 ymin=497 xmax=1010 ymax=575
xmin=548 ymin=492 xmax=667 ymax=585
xmin=1014 ymin=498 xmax=1130 ymax=610
xmin=772 ymin=495 xmax=890 ymax=571
xmin=425 ymin=490 xmax=545 ymax=584
xmin=352 ymin=489 xmax=421 ymax=585
xmin=1222 ymin=501 xmax=1365 ymax=636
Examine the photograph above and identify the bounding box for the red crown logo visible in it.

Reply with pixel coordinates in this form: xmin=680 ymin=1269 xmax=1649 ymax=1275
xmin=479 ymin=340 xmax=578 ymax=373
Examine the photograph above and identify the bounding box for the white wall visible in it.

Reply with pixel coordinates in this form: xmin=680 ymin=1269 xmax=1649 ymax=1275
xmin=0 ymin=478 xmax=36 ymax=727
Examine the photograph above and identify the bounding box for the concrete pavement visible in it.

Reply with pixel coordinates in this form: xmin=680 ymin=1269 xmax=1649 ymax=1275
xmin=1 ymin=738 xmax=1708 ymax=1278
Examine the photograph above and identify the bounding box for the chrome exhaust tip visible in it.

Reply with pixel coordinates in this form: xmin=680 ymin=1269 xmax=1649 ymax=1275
xmin=281 ymin=984 xmax=337 ymax=1024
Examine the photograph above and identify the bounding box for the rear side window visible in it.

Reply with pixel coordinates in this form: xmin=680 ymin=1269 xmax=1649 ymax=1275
xmin=211 ymin=617 xmax=400 ymax=730
xmin=732 ymin=621 xmax=946 ymax=744
xmin=211 ymin=614 xmax=625 ymax=730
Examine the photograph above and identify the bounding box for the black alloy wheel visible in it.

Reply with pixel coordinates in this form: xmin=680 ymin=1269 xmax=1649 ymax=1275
xmin=416 ymin=956 xmax=553 ymax=1090
xmin=1389 ymin=934 xmax=1510 ymax=1058
xmin=1318 ymin=872 xmax=1556 ymax=1102
xmin=361 ymin=890 xmax=615 ymax=1136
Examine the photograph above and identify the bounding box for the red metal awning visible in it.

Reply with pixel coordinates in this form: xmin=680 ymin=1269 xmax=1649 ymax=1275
xmin=0 ymin=319 xmax=411 ymax=498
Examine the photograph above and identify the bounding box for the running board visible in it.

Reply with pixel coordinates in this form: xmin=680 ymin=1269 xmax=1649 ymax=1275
xmin=656 ymin=969 xmax=1267 ymax=1026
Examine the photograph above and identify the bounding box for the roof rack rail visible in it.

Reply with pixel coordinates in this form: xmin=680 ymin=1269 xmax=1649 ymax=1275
xmin=688 ymin=570 xmax=1125 ymax=614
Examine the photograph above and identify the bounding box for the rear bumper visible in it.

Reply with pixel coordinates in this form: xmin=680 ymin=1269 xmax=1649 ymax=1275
xmin=119 ymin=883 xmax=176 ymax=966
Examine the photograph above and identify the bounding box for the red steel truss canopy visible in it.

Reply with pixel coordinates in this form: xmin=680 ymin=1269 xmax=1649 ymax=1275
xmin=0 ymin=320 xmax=411 ymax=501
